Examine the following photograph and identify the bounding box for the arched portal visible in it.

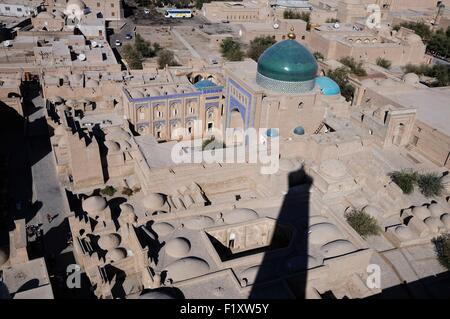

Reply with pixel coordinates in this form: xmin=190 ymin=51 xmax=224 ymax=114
xmin=230 ymin=109 xmax=244 ymax=130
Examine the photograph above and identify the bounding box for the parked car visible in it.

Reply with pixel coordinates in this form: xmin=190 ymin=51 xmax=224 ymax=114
xmin=115 ymin=39 xmax=122 ymax=46
xmin=144 ymin=8 xmax=150 ymax=14
xmin=125 ymin=33 xmax=132 ymax=40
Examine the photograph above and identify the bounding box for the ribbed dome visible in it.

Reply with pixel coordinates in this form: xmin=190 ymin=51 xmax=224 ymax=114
xmin=256 ymin=39 xmax=318 ymax=93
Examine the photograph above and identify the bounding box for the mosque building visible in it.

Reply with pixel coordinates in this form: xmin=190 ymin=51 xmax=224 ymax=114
xmin=223 ymin=29 xmax=341 ymax=139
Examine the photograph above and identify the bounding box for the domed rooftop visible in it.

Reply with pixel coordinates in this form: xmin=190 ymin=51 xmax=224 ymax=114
xmin=309 ymin=222 xmax=342 ymax=245
xmin=120 ymin=203 xmax=135 ymax=216
xmin=424 ymin=217 xmax=444 ymax=233
xmin=105 ymin=248 xmax=127 ymax=262
xmin=184 ymin=215 xmax=215 ymax=230
xmin=315 ymin=76 xmax=340 ymax=96
xmin=320 ymin=240 xmax=356 ymax=259
xmin=164 ymin=257 xmax=210 ymax=282
xmin=265 ymin=128 xmax=279 ymax=138
xmin=293 ymin=126 xmax=305 ymax=135
xmin=428 ymin=203 xmax=445 ymax=218
xmin=142 ymin=193 xmax=165 ymax=211
xmin=139 ymin=288 xmax=181 ymax=299
xmin=152 ymin=222 xmax=175 ymax=237
xmin=223 ymin=208 xmax=258 ymax=224
xmin=406 ymin=33 xmax=422 ymax=44
xmin=67 ymin=0 xmax=86 ymax=9
xmin=98 ymin=233 xmax=121 ymax=250
xmin=82 ymin=196 xmax=107 ymax=215
xmin=442 ymin=174 xmax=450 ymax=191
xmin=441 ymin=214 xmax=450 ymax=229
xmin=412 ymin=206 xmax=431 ymax=220
xmin=319 ymin=159 xmax=347 ymax=179
xmin=403 ymin=73 xmax=420 ymax=85
xmin=256 ymin=34 xmax=318 ymax=93
xmin=165 ymin=237 xmax=191 ymax=258
xmin=395 ymin=225 xmax=414 ymax=240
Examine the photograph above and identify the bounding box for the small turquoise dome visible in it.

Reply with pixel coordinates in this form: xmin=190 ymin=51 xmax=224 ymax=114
xmin=293 ymin=126 xmax=305 ymax=135
xmin=315 ymin=76 xmax=340 ymax=96
xmin=256 ymin=38 xmax=318 ymax=93
xmin=265 ymin=128 xmax=279 ymax=137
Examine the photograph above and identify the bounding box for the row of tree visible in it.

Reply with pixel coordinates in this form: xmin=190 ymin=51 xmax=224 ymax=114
xmin=403 ymin=63 xmax=450 ymax=87
xmin=122 ymin=33 xmax=178 ymax=69
xmin=394 ymin=22 xmax=450 ymax=60
xmin=220 ymin=36 xmax=277 ymax=62
xmin=283 ymin=9 xmax=311 ymax=31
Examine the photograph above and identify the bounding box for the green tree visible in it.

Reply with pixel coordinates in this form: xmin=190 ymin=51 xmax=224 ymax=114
xmin=134 ymin=33 xmax=154 ymax=58
xmin=432 ymin=234 xmax=450 ymax=270
xmin=313 ymin=51 xmax=325 ymax=61
xmin=403 ymin=63 xmax=450 ymax=87
xmin=393 ymin=22 xmax=432 ymax=41
xmin=157 ymin=49 xmax=179 ymax=69
xmin=417 ymin=173 xmax=444 ymax=198
xmin=122 ymin=44 xmax=143 ymax=69
xmin=247 ymin=35 xmax=276 ymax=61
xmin=326 ymin=18 xmax=340 ymax=23
xmin=220 ymin=38 xmax=244 ymax=61
xmin=283 ymin=10 xmax=311 ymax=30
xmin=327 ymin=67 xmax=355 ymax=102
xmin=100 ymin=185 xmax=117 ymax=197
xmin=376 ymin=57 xmax=392 ymax=69
xmin=122 ymin=187 xmax=133 ymax=197
xmin=345 ymin=209 xmax=381 ymax=239
xmin=389 ymin=170 xmax=418 ymax=194
xmin=339 ymin=56 xmax=367 ymax=76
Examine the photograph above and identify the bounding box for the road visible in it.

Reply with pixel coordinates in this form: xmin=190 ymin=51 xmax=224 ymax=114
xmin=171 ymin=28 xmax=202 ymax=59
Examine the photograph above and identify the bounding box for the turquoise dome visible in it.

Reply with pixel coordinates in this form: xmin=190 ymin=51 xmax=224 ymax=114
xmin=256 ymin=39 xmax=318 ymax=93
xmin=315 ymin=76 xmax=340 ymax=96
xmin=265 ymin=128 xmax=279 ymax=137
xmin=293 ymin=126 xmax=305 ymax=135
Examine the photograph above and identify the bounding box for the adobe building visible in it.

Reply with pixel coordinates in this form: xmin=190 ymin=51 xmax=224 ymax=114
xmin=44 ymin=0 xmax=123 ymax=21
xmin=352 ymin=74 xmax=450 ymax=170
xmin=122 ymin=68 xmax=225 ymax=141
xmin=0 ymin=0 xmax=43 ymax=18
xmin=202 ymin=0 xmax=274 ymax=23
xmin=0 ymin=72 xmax=23 ymax=116
xmin=0 ymin=220 xmax=54 ymax=299
xmin=309 ymin=22 xmax=426 ymax=66
xmin=223 ymin=30 xmax=348 ymax=139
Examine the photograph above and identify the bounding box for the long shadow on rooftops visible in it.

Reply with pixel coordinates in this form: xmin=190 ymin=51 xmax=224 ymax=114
xmin=249 ymin=167 xmax=312 ymax=299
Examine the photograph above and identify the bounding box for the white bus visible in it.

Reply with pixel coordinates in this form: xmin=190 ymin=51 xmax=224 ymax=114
xmin=164 ymin=8 xmax=192 ymax=18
